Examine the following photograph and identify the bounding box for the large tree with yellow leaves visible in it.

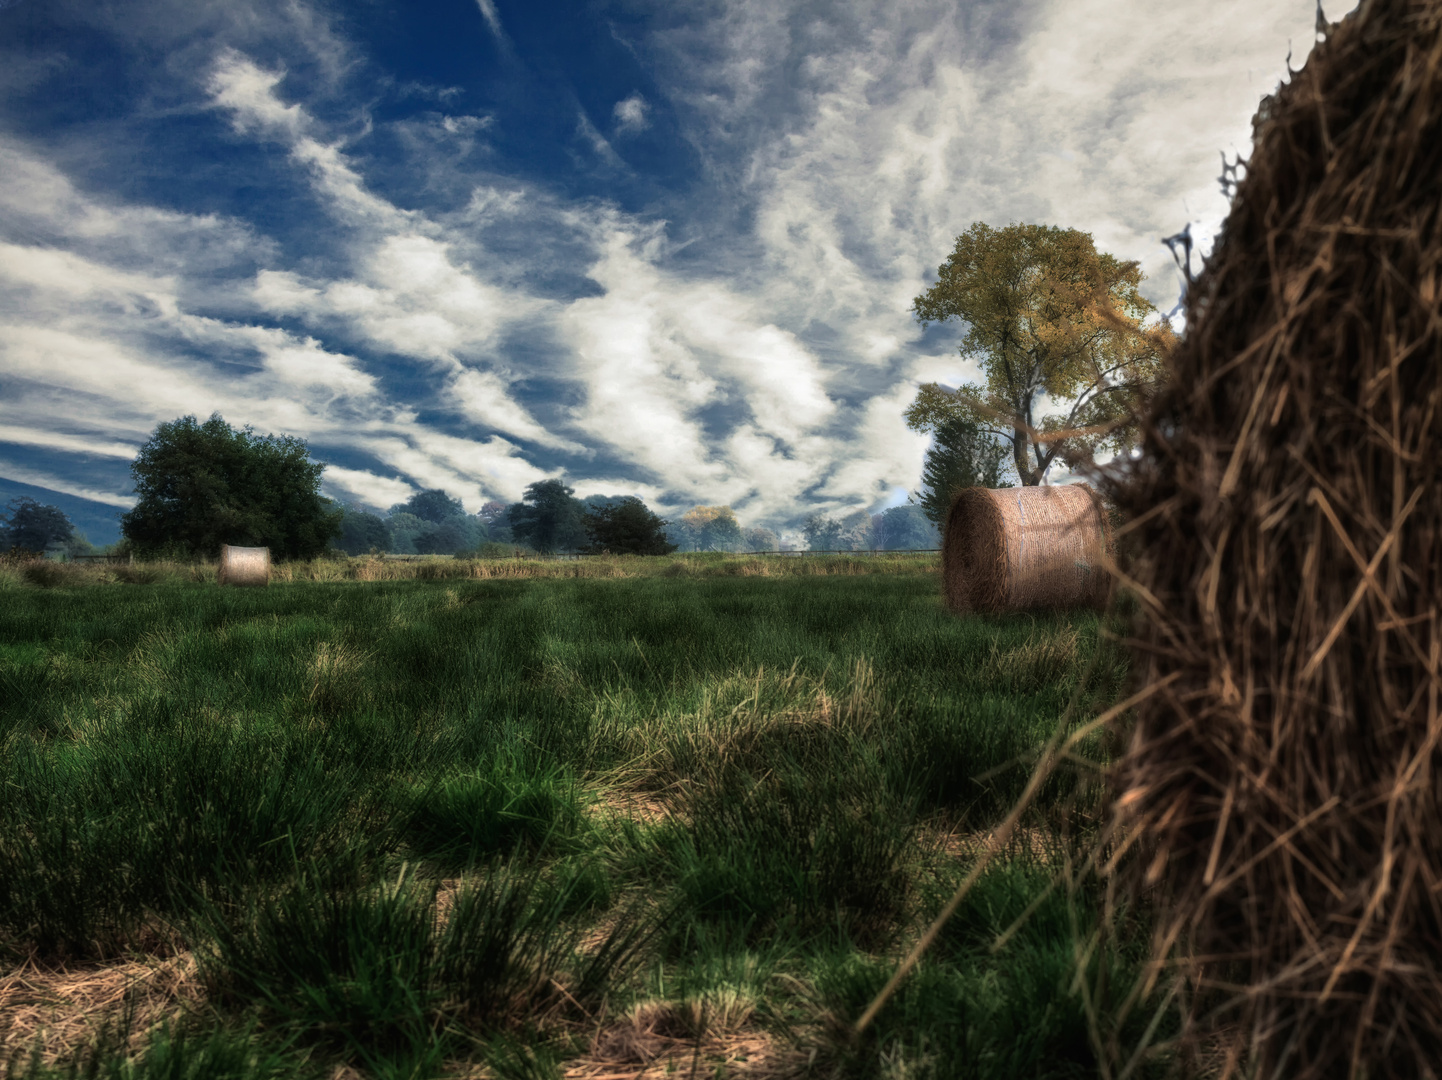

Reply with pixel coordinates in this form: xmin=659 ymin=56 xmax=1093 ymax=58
xmin=906 ymin=222 xmax=1174 ymax=485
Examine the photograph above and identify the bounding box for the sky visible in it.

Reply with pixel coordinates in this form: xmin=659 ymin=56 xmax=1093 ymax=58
xmin=0 ymin=0 xmax=1358 ymax=547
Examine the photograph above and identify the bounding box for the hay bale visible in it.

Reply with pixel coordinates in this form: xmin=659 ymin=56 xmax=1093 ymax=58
xmin=217 ymin=545 xmax=269 ymax=586
xmin=941 ymin=483 xmax=1110 ymax=614
xmin=1099 ymin=1 xmax=1442 ymax=1073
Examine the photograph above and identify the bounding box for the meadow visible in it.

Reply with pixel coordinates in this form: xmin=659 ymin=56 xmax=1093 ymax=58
xmin=0 ymin=553 xmax=1171 ymax=1079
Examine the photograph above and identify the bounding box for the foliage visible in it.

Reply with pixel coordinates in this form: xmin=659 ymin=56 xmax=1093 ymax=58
xmin=413 ymin=521 xmax=473 ymax=555
xmin=581 ymin=494 xmax=630 ymax=511
xmin=374 ymin=490 xmax=484 ymax=555
xmin=1 ymin=498 xmax=75 ymax=554
xmin=61 ymin=532 xmax=98 ymax=560
xmin=582 ymin=496 xmax=677 ymax=556
xmin=382 ymin=512 xmax=426 ymax=555
xmin=390 ymin=489 xmax=466 ymax=525
xmin=336 ymin=507 xmax=392 ymax=556
xmin=477 ymin=501 xmax=513 ymax=544
xmin=742 ymin=526 xmax=778 ymax=551
xmin=908 ymin=221 xmax=1174 ymax=484
xmin=802 ymin=514 xmax=845 ymax=551
xmin=915 ymin=416 xmax=1016 ymax=524
xmin=870 ymin=505 xmax=940 ymax=550
xmin=120 ymin=414 xmax=342 ymax=560
xmin=506 ymin=480 xmax=588 ymax=554
xmin=673 ymin=506 xmax=744 ymax=552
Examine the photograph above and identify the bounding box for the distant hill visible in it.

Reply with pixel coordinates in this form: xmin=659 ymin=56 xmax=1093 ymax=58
xmin=0 ymin=477 xmax=129 ymax=548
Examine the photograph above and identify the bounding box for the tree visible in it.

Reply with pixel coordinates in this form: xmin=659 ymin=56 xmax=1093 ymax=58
xmin=414 ymin=521 xmax=469 ymax=555
xmin=391 ymin=489 xmax=466 ymax=524
xmin=914 ymin=417 xmax=1015 ymax=525
xmin=1 ymin=497 xmax=74 ymax=554
xmin=63 ymin=532 xmax=98 ymax=559
xmin=680 ymin=506 xmax=744 ymax=552
xmin=337 ymin=506 xmax=392 ymax=555
xmin=121 ymin=414 xmax=342 ymax=559
xmin=802 ymin=515 xmax=845 ymax=551
xmin=582 ymin=494 xmax=631 ymax=511
xmin=507 ymin=479 xmax=589 ymax=553
xmin=835 ymin=511 xmax=873 ymax=550
xmin=742 ymin=526 xmax=778 ymax=551
xmin=583 ymin=497 xmax=677 ymax=555
xmin=385 ymin=512 xmax=427 ymax=555
xmin=872 ymin=505 xmax=939 ymax=550
xmin=907 ymin=221 xmax=1175 ymax=485
xmin=478 ymin=501 xmax=513 ymax=543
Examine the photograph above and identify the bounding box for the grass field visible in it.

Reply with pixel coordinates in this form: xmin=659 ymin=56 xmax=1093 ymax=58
xmin=0 ymin=553 xmax=1171 ymax=1079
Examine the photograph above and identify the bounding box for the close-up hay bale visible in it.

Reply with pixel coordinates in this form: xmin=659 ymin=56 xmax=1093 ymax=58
xmin=217 ymin=545 xmax=270 ymax=586
xmin=1098 ymin=0 xmax=1442 ymax=1074
xmin=941 ymin=483 xmax=1110 ymax=614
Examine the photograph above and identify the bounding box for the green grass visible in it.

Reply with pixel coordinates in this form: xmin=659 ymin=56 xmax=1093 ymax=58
xmin=0 ymin=554 xmax=1171 ymax=1078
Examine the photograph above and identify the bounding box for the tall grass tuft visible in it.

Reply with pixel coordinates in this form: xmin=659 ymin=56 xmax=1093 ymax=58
xmin=815 ymin=857 xmax=1171 ymax=1079
xmin=192 ymin=866 xmax=441 ymax=1064
xmin=0 ymin=717 xmax=400 ymax=961
xmin=398 ymin=751 xmax=588 ymax=870
xmin=652 ymin=746 xmax=918 ymax=950
xmin=190 ymin=861 xmax=654 ymax=1067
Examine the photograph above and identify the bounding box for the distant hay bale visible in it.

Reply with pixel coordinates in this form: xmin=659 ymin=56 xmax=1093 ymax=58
xmin=217 ymin=545 xmax=269 ymax=586
xmin=1099 ymin=1 xmax=1442 ymax=1074
xmin=941 ymin=484 xmax=1110 ymax=614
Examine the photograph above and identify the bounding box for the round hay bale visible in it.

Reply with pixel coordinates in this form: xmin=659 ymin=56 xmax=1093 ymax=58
xmin=1099 ymin=1 xmax=1442 ymax=1073
xmin=217 ymin=545 xmax=270 ymax=586
xmin=941 ymin=483 xmax=1110 ymax=614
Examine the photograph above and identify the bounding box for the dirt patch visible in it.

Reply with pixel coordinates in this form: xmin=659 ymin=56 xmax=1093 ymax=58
xmin=591 ymin=788 xmax=677 ymax=828
xmin=921 ymin=824 xmax=1068 ymax=865
xmin=563 ymin=1001 xmax=802 ymax=1079
xmin=0 ymin=951 xmax=201 ymax=1066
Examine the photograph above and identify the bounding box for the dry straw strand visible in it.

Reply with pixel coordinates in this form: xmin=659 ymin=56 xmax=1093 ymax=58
xmin=1095 ymin=0 xmax=1442 ymax=1074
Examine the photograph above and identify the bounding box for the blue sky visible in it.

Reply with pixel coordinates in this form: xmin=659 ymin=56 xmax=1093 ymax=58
xmin=0 ymin=0 xmax=1355 ymax=546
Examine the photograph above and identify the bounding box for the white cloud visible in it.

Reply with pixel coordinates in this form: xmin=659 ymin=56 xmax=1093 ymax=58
xmin=575 ymin=112 xmax=624 ymax=167
xmin=0 ymin=460 xmax=136 ymax=509
xmin=440 ymin=114 xmax=491 ymax=136
xmin=0 ymin=141 xmax=267 ymax=270
xmin=474 ymin=0 xmax=505 ymax=43
xmin=343 ymin=431 xmax=550 ymax=508
xmin=210 ymin=63 xmax=570 ymax=461
xmin=0 ymin=242 xmax=176 ymax=304
xmin=210 ymin=51 xmax=411 ymax=229
xmin=612 ymin=92 xmax=650 ymax=135
xmin=207 ymin=50 xmax=307 ymax=141
xmin=0 ymin=129 xmax=548 ymax=508
xmin=450 ymin=369 xmax=588 ymax=454
xmin=0 ymin=425 xmax=140 ymax=460
xmin=318 ymin=465 xmax=415 ymax=510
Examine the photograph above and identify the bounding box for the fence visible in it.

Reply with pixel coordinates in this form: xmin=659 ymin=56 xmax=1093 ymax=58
xmin=744 ymin=549 xmax=941 ymax=557
xmin=383 ymin=549 xmax=942 ymax=561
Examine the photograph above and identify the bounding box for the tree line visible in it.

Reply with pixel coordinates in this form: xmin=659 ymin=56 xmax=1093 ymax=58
xmin=331 ymin=481 xmax=945 ymax=557
xmin=0 ymin=413 xmax=947 ymax=563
